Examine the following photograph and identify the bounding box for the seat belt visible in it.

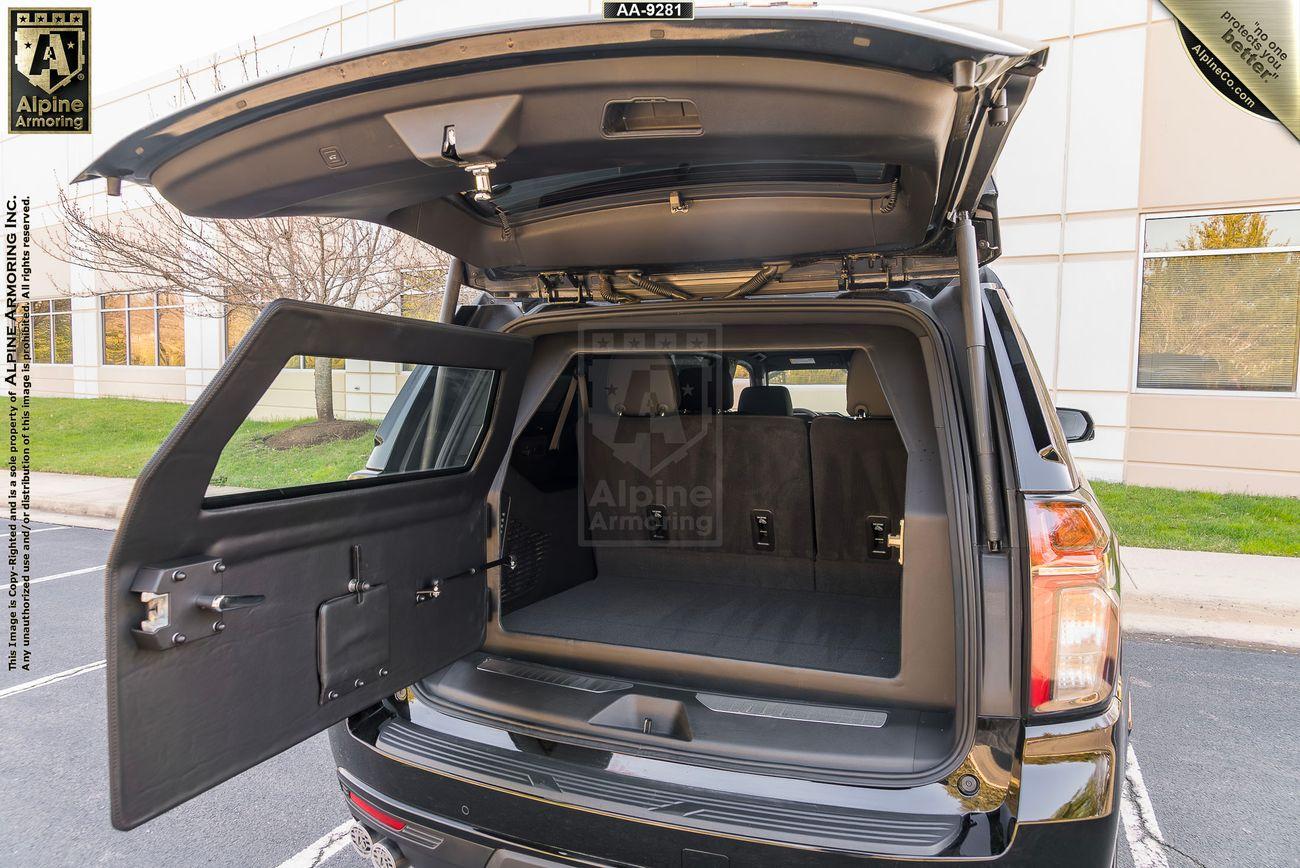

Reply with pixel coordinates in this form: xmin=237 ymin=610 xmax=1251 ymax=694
xmin=548 ymin=374 xmax=579 ymax=452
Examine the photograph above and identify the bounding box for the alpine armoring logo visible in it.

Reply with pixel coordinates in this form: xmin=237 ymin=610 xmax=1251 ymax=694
xmin=8 ymin=8 xmax=91 ymax=134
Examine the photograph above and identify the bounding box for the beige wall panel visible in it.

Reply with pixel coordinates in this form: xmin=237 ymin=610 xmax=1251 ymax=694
xmin=253 ymin=370 xmax=349 ymax=421
xmin=1129 ymin=393 xmax=1300 ymax=436
xmin=29 ymin=226 xmax=70 ymax=296
xmin=1127 ymin=462 xmax=1300 ymax=496
xmin=1139 ymin=22 xmax=1300 ymax=211
xmin=32 ymin=365 xmax=76 ymax=397
xmin=98 ymin=366 xmax=187 ymax=402
xmin=1127 ymin=428 xmax=1300 ymax=473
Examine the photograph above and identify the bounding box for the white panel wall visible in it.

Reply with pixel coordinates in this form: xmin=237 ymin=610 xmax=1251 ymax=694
xmin=990 ymin=260 xmax=1062 ymax=386
xmin=1056 ymin=256 xmax=1136 ymax=392
xmin=183 ymin=303 xmax=225 ymax=403
xmin=1074 ymin=0 xmax=1148 ymax=34
xmin=1062 ymin=212 xmax=1139 ymax=254
xmin=924 ymin=0 xmax=999 ymax=29
xmin=1064 ymin=28 xmax=1147 ymax=213
xmin=1002 ymin=0 xmax=1071 ymax=39
xmin=1053 ymin=253 xmax=1136 ymax=481
xmin=995 ymin=39 xmax=1071 ymax=217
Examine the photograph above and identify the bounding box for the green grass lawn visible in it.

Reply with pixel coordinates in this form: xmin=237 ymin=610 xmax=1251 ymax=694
xmin=1091 ymin=481 xmax=1300 ymax=557
xmin=32 ymin=397 xmax=376 ymax=490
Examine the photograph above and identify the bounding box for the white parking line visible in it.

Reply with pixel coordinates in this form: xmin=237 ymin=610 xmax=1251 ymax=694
xmin=0 ymin=660 xmax=106 ymax=699
xmin=28 ymin=526 xmax=70 ymax=534
xmin=31 ymin=564 xmax=106 ymax=585
xmin=274 ymin=820 xmax=354 ymax=868
xmin=1121 ymin=745 xmax=1170 ymax=868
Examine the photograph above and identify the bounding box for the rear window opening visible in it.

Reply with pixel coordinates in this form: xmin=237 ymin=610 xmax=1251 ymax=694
xmin=417 ymin=317 xmax=973 ymax=784
xmin=465 ymin=160 xmax=900 ymax=217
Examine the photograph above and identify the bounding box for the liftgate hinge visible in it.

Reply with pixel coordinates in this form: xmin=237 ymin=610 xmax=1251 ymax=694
xmin=131 ymin=557 xmax=264 ymax=650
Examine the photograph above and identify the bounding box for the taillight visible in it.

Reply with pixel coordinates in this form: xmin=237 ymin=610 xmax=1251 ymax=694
xmin=348 ymin=791 xmax=406 ymax=831
xmin=1026 ymin=496 xmax=1120 ymax=715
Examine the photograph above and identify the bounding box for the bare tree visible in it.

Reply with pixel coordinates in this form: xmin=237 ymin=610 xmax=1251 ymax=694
xmin=44 ymin=28 xmax=457 ymax=422
xmin=50 ymin=187 xmax=447 ymax=420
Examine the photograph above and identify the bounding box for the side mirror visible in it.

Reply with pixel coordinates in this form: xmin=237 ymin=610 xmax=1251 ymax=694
xmin=1056 ymin=407 xmax=1095 ymax=443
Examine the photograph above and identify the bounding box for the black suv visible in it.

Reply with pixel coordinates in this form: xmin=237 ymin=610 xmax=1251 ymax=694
xmin=85 ymin=7 xmax=1125 ymax=866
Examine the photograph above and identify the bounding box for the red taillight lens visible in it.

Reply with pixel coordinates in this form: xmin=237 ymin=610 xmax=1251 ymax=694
xmin=1027 ymin=497 xmax=1120 ymax=714
xmin=348 ymin=791 xmax=406 ymax=831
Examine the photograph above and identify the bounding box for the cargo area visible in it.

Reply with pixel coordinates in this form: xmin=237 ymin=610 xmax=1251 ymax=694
xmin=496 ymin=348 xmax=908 ymax=679
xmin=503 ymin=575 xmax=901 ymax=678
xmin=419 ymin=317 xmax=972 ymax=781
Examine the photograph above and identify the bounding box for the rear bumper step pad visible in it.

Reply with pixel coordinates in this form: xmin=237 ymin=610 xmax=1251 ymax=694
xmin=374 ymin=718 xmax=961 ymax=855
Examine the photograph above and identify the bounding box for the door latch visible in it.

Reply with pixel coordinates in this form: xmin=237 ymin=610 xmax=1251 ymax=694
xmin=131 ymin=557 xmax=263 ymax=650
xmin=868 ymin=516 xmax=905 ymax=565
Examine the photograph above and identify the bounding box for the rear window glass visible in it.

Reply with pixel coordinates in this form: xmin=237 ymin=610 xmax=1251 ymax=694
xmin=765 ymin=367 xmax=847 ymax=414
xmin=469 ymin=160 xmax=898 ymax=215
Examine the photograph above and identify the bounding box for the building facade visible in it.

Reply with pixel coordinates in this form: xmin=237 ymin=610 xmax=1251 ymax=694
xmin=5 ymin=0 xmax=1299 ymax=493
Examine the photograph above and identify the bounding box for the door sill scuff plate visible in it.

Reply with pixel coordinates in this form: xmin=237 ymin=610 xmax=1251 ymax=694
xmin=695 ymin=694 xmax=887 ymax=728
xmin=477 ymin=657 xmax=633 ymax=693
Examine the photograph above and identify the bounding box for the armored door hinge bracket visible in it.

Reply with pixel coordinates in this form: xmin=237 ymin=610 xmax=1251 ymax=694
xmin=131 ymin=556 xmax=263 ymax=650
xmin=889 ymin=518 xmax=905 ymax=567
xmin=868 ymin=516 xmax=905 ymax=566
xmin=464 ymin=161 xmax=498 ymax=201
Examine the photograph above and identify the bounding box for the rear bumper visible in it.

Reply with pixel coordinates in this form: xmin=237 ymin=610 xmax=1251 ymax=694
xmin=328 ymin=692 xmax=1126 ymax=867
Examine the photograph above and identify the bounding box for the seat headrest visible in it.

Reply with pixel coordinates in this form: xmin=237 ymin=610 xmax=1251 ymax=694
xmin=847 ymin=350 xmax=889 ymax=417
xmin=677 ymin=359 xmax=734 ymax=414
xmin=737 ymin=385 xmax=793 ymax=416
xmin=588 ymin=356 xmax=679 ymax=416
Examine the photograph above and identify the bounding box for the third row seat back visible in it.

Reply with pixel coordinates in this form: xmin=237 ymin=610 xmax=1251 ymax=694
xmin=718 ymin=364 xmax=814 ymax=589
xmin=737 ymin=384 xmax=794 ymax=416
xmin=584 ymin=355 xmax=813 ymax=590
xmin=809 ymin=350 xmax=908 ymax=596
xmin=582 ymin=356 xmax=714 ymax=555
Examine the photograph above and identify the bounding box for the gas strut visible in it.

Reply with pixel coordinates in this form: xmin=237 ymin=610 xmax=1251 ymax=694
xmin=955 ymin=211 xmax=1004 ymax=551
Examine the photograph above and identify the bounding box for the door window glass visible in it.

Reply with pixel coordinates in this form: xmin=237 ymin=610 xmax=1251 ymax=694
xmin=205 ymin=356 xmax=496 ymax=505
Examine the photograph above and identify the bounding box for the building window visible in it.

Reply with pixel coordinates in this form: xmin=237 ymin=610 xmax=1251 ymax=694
xmin=28 ymin=298 xmax=73 ymax=364
xmin=101 ymin=291 xmax=185 ymax=366
xmin=224 ymin=305 xmax=256 ymax=357
xmin=1137 ymin=209 xmax=1300 ymax=393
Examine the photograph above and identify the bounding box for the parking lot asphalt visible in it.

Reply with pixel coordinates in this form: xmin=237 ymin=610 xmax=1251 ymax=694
xmin=3 ymin=521 xmax=1296 ymax=867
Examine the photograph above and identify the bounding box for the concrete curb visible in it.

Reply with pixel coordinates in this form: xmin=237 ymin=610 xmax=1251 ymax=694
xmin=1119 ymin=546 xmax=1300 ymax=649
xmin=33 ymin=497 xmax=123 ymax=520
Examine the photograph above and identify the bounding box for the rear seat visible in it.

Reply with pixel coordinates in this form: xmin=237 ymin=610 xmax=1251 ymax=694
xmin=718 ymin=378 xmax=814 ymax=588
xmin=582 ymin=356 xmax=813 ymax=590
xmin=736 ymin=384 xmax=794 ymax=416
xmin=582 ymin=356 xmax=707 ymax=548
xmin=808 ymin=351 xmax=908 ymax=596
